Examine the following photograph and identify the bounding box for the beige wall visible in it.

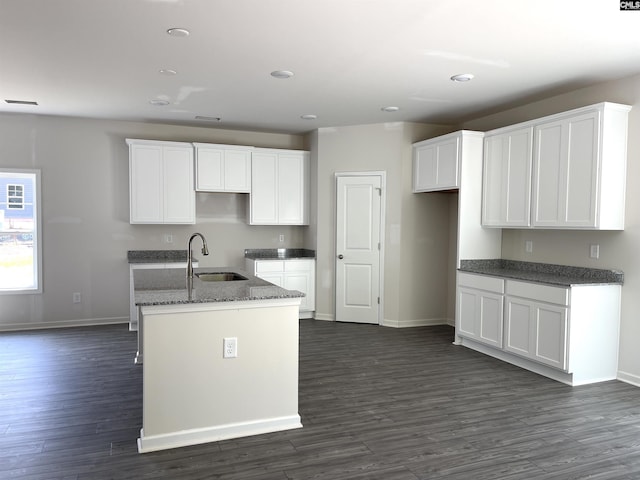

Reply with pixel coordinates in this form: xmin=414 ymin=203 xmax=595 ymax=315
xmin=311 ymin=121 xmax=455 ymax=325
xmin=0 ymin=113 xmax=306 ymax=329
xmin=462 ymin=73 xmax=640 ymax=385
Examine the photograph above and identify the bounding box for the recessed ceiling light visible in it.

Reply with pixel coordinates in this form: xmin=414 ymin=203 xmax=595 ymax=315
xmin=381 ymin=106 xmax=400 ymax=113
xmin=300 ymin=114 xmax=317 ymax=120
xmin=195 ymin=116 xmax=222 ymax=122
xmin=159 ymin=69 xmax=177 ymax=76
xmin=450 ymin=73 xmax=474 ymax=82
xmin=149 ymin=99 xmax=170 ymax=106
xmin=271 ymin=70 xmax=294 ymax=79
xmin=5 ymin=99 xmax=38 ymax=105
xmin=167 ymin=27 xmax=190 ymax=37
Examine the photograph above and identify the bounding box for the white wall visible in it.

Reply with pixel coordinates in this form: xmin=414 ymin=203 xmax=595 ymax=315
xmin=0 ymin=113 xmax=306 ymax=330
xmin=311 ymin=121 xmax=455 ymax=325
xmin=462 ymin=73 xmax=640 ymax=385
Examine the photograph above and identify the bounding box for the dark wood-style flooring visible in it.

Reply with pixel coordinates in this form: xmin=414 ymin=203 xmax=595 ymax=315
xmin=1 ymin=321 xmax=640 ymax=479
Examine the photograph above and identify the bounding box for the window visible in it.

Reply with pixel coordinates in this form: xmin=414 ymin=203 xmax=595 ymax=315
xmin=7 ymin=184 xmax=25 ymax=209
xmin=0 ymin=169 xmax=42 ymax=293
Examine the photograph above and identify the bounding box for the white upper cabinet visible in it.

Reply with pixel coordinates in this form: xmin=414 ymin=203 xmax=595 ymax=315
xmin=193 ymin=143 xmax=252 ymax=193
xmin=532 ymin=103 xmax=630 ymax=229
xmin=412 ymin=132 xmax=460 ymax=192
xmin=482 ymin=126 xmax=533 ymax=227
xmin=249 ymin=148 xmax=309 ymax=225
xmin=481 ymin=102 xmax=631 ymax=230
xmin=127 ymin=139 xmax=195 ymax=224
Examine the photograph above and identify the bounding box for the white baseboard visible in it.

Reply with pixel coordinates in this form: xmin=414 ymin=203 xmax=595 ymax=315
xmin=137 ymin=415 xmax=303 ymax=454
xmin=382 ymin=318 xmax=453 ymax=328
xmin=313 ymin=313 xmax=334 ymax=321
xmin=0 ymin=316 xmax=129 ymax=332
xmin=617 ymin=370 xmax=640 ymax=387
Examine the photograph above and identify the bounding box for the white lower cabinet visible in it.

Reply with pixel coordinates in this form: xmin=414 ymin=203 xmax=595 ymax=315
xmin=246 ymin=258 xmax=315 ymax=318
xmin=504 ymin=281 xmax=569 ymax=371
xmin=456 ymin=272 xmax=621 ymax=385
xmin=457 ymin=272 xmax=504 ymax=349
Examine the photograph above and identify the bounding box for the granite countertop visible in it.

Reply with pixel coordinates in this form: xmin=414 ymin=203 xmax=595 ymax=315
xmin=133 ymin=267 xmax=304 ymax=306
xmin=244 ymin=248 xmax=316 ymax=259
xmin=459 ymin=259 xmax=624 ymax=286
xmin=128 ymin=250 xmax=194 ymax=264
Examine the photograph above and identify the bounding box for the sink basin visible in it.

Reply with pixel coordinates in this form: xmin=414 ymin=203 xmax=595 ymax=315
xmin=195 ymin=272 xmax=248 ymax=282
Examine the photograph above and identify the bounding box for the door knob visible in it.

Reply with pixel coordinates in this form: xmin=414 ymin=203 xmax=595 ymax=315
xmin=338 ymin=254 xmax=344 ymax=259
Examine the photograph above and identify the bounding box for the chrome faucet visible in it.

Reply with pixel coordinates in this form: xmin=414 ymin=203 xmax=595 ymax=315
xmin=187 ymin=232 xmax=209 ymax=279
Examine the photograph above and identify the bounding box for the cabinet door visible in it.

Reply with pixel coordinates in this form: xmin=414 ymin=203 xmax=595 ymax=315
xmin=457 ymin=287 xmax=478 ymax=339
xmin=163 ymin=146 xmax=195 ymax=224
xmin=284 ymin=272 xmax=311 ymax=311
xmin=504 ymin=297 xmax=534 ymax=357
xmin=278 ymin=152 xmax=308 ymax=224
xmin=533 ymin=302 xmax=568 ymax=370
xmin=250 ymin=151 xmax=278 ymax=224
xmin=533 ymin=110 xmax=600 ymax=228
xmin=224 ymin=149 xmax=251 ymax=192
xmin=413 ymin=137 xmax=459 ymax=191
xmin=482 ymin=127 xmax=533 ymax=227
xmin=284 ymin=260 xmax=315 ymax=312
xmin=195 ymin=147 xmax=224 ymax=191
xmin=457 ymin=287 xmax=504 ymax=348
xmin=505 ymin=296 xmax=568 ymax=370
xmin=130 ymin=144 xmax=163 ymax=223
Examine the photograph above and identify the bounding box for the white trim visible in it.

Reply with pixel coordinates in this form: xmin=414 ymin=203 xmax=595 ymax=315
xmin=313 ymin=313 xmax=335 ymax=321
xmin=617 ymin=370 xmax=640 ymax=387
xmin=382 ymin=317 xmax=452 ymax=328
xmin=0 ymin=316 xmax=128 ymax=332
xmin=334 ymin=171 xmax=386 ymax=325
xmin=137 ymin=415 xmax=302 ymax=454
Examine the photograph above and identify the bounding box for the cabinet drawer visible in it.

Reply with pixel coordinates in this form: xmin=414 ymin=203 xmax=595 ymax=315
xmin=284 ymin=260 xmax=313 ymax=272
xmin=506 ymin=280 xmax=569 ymax=306
xmin=255 ymin=261 xmax=285 ymax=273
xmin=458 ymin=272 xmax=504 ymax=294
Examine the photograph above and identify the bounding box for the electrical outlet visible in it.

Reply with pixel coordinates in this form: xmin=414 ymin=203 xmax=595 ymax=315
xmin=279 ymin=234 xmax=284 ymax=243
xmin=525 ymin=240 xmax=533 ymax=253
xmin=163 ymin=233 xmax=173 ymax=244
xmin=590 ymin=244 xmax=600 ymax=259
xmin=223 ymin=337 xmax=237 ymax=358
xmin=73 ymin=292 xmax=81 ymax=304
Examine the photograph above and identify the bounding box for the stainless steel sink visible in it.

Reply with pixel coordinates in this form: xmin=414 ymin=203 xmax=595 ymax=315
xmin=195 ymin=272 xmax=248 ymax=282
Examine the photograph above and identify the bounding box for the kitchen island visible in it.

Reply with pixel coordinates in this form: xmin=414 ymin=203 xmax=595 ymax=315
xmin=132 ymin=267 xmax=304 ymax=453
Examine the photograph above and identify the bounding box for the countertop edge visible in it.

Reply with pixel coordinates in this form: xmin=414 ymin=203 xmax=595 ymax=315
xmin=459 ymin=259 xmax=624 ymax=286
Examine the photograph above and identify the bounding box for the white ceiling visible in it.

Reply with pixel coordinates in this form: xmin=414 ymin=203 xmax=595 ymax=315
xmin=1 ymin=0 xmax=639 ymax=134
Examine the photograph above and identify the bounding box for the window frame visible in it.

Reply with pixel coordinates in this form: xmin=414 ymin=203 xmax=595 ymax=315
xmin=0 ymin=168 xmax=42 ymax=294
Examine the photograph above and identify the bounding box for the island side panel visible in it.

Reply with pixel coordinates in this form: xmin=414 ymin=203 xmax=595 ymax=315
xmin=141 ymin=304 xmax=300 ymax=443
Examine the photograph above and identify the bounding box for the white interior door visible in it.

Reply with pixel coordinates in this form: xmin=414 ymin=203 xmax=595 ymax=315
xmin=335 ymin=174 xmax=383 ymax=324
